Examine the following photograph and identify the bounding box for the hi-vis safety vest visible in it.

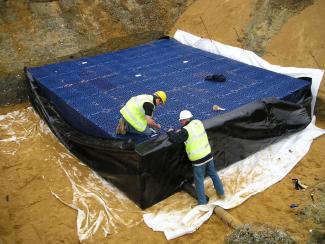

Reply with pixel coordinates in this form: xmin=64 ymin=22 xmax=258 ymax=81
xmin=183 ymin=120 xmax=211 ymax=161
xmin=120 ymin=94 xmax=154 ymax=132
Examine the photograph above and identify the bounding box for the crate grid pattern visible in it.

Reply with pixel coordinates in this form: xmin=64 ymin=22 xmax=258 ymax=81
xmin=27 ymin=39 xmax=310 ymax=140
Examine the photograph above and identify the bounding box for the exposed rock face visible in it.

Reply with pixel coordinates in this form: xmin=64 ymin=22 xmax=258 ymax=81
xmin=0 ymin=0 xmax=193 ymax=105
xmin=241 ymin=0 xmax=325 ymax=119
xmin=242 ymin=0 xmax=314 ymax=55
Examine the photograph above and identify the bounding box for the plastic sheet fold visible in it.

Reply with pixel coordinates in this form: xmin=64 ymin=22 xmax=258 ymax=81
xmin=0 ymin=107 xmax=144 ymax=241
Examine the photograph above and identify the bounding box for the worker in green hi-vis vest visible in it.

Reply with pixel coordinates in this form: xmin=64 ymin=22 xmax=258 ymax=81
xmin=167 ymin=110 xmax=225 ymax=205
xmin=116 ymin=91 xmax=167 ymax=136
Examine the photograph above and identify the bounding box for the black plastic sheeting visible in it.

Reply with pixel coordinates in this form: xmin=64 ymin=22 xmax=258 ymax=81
xmin=25 ymin=68 xmax=312 ymax=209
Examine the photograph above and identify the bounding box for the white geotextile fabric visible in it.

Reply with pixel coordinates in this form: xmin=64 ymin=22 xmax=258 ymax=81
xmin=143 ymin=30 xmax=325 ymax=240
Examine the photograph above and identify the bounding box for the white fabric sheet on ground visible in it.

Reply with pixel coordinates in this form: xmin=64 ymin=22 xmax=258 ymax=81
xmin=144 ymin=118 xmax=324 ymax=240
xmin=143 ymin=30 xmax=325 ymax=240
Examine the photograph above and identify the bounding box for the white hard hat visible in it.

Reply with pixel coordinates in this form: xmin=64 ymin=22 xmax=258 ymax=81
xmin=179 ymin=110 xmax=193 ymax=120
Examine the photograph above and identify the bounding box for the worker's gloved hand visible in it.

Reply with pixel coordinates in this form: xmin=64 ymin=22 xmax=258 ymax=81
xmin=167 ymin=128 xmax=174 ymax=138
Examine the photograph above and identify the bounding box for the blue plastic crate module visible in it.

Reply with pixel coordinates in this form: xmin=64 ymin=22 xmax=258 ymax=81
xmin=25 ymin=38 xmax=311 ymax=209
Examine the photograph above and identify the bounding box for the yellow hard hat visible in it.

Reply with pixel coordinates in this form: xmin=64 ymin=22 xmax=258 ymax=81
xmin=154 ymin=90 xmax=167 ymax=104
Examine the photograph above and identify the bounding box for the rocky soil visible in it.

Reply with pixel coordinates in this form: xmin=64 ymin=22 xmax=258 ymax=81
xmin=0 ymin=0 xmax=193 ymax=105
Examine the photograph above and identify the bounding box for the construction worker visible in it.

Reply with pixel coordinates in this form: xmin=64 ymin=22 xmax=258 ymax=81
xmin=168 ymin=110 xmax=225 ymax=205
xmin=116 ymin=91 xmax=167 ymax=136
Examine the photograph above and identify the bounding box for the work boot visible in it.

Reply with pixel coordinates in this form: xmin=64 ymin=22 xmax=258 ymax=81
xmin=116 ymin=118 xmax=127 ymax=135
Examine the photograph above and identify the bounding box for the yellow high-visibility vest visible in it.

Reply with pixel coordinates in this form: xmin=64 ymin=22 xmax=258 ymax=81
xmin=183 ymin=120 xmax=211 ymax=161
xmin=120 ymin=94 xmax=154 ymax=132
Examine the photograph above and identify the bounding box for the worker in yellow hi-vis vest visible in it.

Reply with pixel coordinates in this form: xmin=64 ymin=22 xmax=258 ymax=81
xmin=116 ymin=91 xmax=167 ymax=136
xmin=168 ymin=110 xmax=225 ymax=205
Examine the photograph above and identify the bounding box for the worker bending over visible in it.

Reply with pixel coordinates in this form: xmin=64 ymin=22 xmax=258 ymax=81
xmin=168 ymin=110 xmax=225 ymax=205
xmin=116 ymin=91 xmax=167 ymax=136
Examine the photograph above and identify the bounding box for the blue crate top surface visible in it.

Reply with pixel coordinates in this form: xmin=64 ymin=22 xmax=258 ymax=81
xmin=27 ymin=38 xmax=310 ymax=141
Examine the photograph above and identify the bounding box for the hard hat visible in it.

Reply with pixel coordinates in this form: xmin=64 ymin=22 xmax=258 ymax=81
xmin=154 ymin=91 xmax=167 ymax=104
xmin=179 ymin=110 xmax=193 ymax=120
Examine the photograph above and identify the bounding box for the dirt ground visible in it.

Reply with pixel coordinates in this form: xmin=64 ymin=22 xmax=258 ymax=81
xmin=1 ymin=0 xmax=325 ymax=243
